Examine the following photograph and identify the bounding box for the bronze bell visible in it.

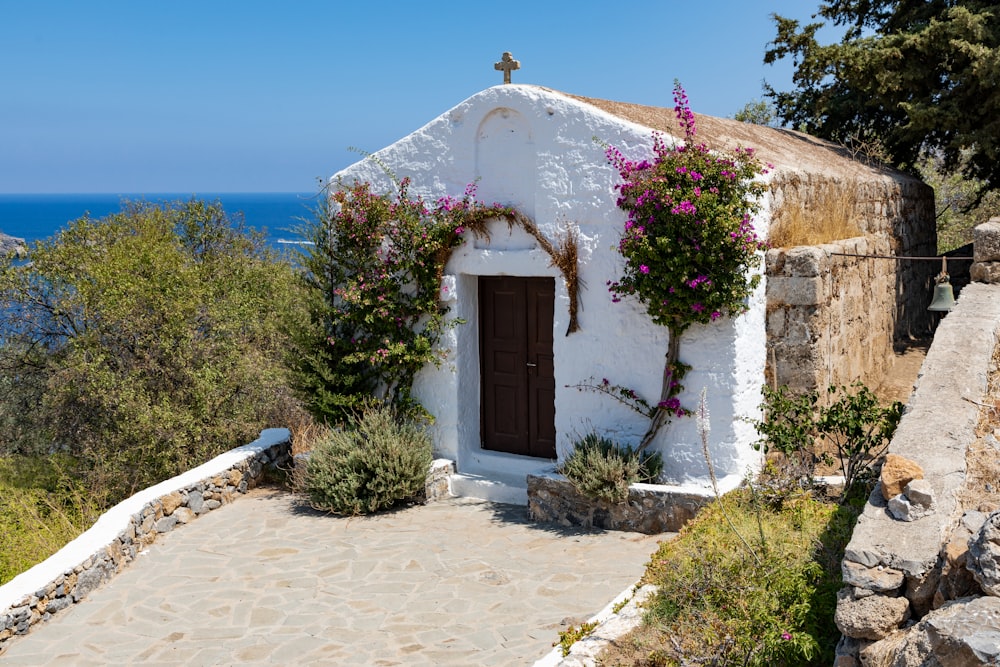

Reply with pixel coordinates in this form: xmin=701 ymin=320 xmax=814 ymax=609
xmin=927 ymin=281 xmax=956 ymax=312
xmin=928 ymin=256 xmax=956 ymax=312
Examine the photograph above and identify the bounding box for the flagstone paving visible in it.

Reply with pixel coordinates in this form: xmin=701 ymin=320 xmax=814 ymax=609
xmin=0 ymin=487 xmax=665 ymax=666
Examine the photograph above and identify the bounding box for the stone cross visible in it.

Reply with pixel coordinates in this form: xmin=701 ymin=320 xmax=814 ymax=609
xmin=494 ymin=52 xmax=520 ymax=84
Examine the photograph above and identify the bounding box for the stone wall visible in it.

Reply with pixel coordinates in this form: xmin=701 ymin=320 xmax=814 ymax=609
xmin=767 ymin=236 xmax=893 ymax=394
xmin=527 ymin=472 xmax=708 ymax=534
xmin=834 ymin=276 xmax=1000 ymax=665
xmin=0 ymin=430 xmax=291 ymax=653
xmin=765 ymin=176 xmax=936 ymax=396
xmin=972 ymin=217 xmax=1000 ymax=284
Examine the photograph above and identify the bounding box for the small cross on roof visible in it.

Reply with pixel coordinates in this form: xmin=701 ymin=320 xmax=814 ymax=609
xmin=494 ymin=52 xmax=520 ymax=84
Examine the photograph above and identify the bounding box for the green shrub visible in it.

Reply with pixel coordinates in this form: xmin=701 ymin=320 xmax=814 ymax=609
xmin=303 ymin=405 xmax=432 ymax=515
xmin=290 ymin=178 xmax=516 ymax=424
xmin=559 ymin=433 xmax=663 ymax=504
xmin=0 ymin=200 xmax=303 ymax=499
xmin=754 ymin=383 xmax=903 ymax=501
xmin=615 ymin=489 xmax=858 ymax=666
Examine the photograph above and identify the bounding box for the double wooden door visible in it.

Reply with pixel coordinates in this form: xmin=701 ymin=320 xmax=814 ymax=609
xmin=479 ymin=276 xmax=556 ymax=459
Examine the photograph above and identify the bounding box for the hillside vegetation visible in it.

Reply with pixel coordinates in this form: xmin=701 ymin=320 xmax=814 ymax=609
xmin=0 ymin=200 xmax=304 ymax=582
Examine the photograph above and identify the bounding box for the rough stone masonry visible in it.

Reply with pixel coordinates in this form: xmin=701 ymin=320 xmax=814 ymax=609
xmin=834 ymin=221 xmax=1000 ymax=665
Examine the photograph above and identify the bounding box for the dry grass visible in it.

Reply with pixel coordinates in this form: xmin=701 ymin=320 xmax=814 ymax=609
xmin=770 ymin=179 xmax=862 ymax=248
xmin=956 ymin=339 xmax=1000 ymax=514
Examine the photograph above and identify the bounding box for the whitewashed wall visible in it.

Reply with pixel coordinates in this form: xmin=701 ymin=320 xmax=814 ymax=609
xmin=332 ymin=85 xmax=766 ymax=493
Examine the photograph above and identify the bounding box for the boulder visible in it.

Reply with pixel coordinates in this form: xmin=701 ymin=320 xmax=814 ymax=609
xmin=881 ymin=454 xmax=925 ymax=501
xmin=160 ymin=491 xmax=184 ymax=516
xmin=835 ymin=587 xmax=911 ymax=640
xmin=971 ymin=262 xmax=1000 ymax=284
xmin=968 ymin=510 xmax=1000 ymax=596
xmin=907 ymin=567 xmax=943 ymax=618
xmin=888 ymin=480 xmax=936 ymax=522
xmin=862 ymin=596 xmax=1000 ymax=666
xmin=172 ymin=507 xmax=196 ymax=524
xmin=973 ymin=219 xmax=1000 ymax=263
xmin=936 ymin=532 xmax=981 ymax=607
xmin=842 ymin=560 xmax=905 ymax=593
xmin=187 ymin=490 xmax=205 ymax=514
xmin=0 ymin=232 xmax=26 ymax=258
xmin=834 ymin=635 xmax=869 ymax=667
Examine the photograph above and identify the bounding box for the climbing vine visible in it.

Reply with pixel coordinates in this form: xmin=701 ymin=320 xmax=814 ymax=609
xmin=292 ymin=176 xmax=579 ymax=423
xmin=603 ymin=81 xmax=770 ymax=449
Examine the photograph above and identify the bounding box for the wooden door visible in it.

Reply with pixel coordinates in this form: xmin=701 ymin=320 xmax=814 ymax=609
xmin=479 ymin=276 xmax=556 ymax=458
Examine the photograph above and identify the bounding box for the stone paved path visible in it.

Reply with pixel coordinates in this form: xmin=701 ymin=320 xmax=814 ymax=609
xmin=0 ymin=487 xmax=664 ymax=666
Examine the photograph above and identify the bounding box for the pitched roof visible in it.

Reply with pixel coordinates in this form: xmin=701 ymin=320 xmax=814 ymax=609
xmin=549 ymin=88 xmax=912 ymax=182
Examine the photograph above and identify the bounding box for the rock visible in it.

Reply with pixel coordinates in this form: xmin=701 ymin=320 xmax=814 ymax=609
xmin=842 ymin=560 xmax=905 ymax=593
xmin=0 ymin=232 xmax=27 ymax=258
xmin=937 ymin=533 xmax=981 ymax=606
xmin=926 ymin=596 xmax=1000 ymax=664
xmin=888 ymin=494 xmax=936 ymax=522
xmin=905 ymin=479 xmax=935 ymax=508
xmin=72 ymin=567 xmax=105 ymax=602
xmin=43 ymin=596 xmax=70 ymax=614
xmin=968 ymin=511 xmax=1000 ymax=596
xmin=973 ymin=219 xmax=1000 ymax=263
xmin=172 ymin=507 xmax=196 ymax=524
xmin=971 ymin=261 xmax=1000 ymax=284
xmin=154 ymin=515 xmax=178 ymax=533
xmin=160 ymin=491 xmax=184 ymax=516
xmin=887 ymin=479 xmax=937 ymax=521
xmin=964 ymin=511 xmax=989 ymax=534
xmin=187 ymin=490 xmax=205 ymax=514
xmin=834 ymin=635 xmax=867 ymax=667
xmin=865 ymin=596 xmax=1000 ymax=666
xmin=835 ymin=586 xmax=911 ymax=640
xmin=844 ymin=546 xmax=882 ymax=568
xmin=860 ymin=630 xmax=933 ymax=667
xmin=227 ymin=469 xmax=243 ymax=487
xmin=907 ymin=568 xmax=942 ymax=618
xmin=881 ymin=454 xmax=925 ymax=500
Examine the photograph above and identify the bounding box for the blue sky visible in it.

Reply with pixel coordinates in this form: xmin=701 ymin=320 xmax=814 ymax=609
xmin=1 ymin=1 xmax=822 ymax=194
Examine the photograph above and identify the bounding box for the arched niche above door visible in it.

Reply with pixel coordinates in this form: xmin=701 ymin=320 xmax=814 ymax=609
xmin=475 ymin=107 xmax=537 ymax=220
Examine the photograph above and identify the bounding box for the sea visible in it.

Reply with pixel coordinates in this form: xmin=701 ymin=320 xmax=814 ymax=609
xmin=0 ymin=193 xmax=321 ymax=249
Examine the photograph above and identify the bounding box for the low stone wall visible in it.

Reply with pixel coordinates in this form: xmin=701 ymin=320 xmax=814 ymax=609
xmin=0 ymin=429 xmax=291 ymax=653
xmin=834 ymin=282 xmax=1000 ymax=664
xmin=527 ymin=472 xmax=709 ymax=534
xmin=767 ymin=235 xmax=898 ymax=395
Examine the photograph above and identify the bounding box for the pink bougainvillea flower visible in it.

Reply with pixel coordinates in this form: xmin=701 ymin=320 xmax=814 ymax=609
xmin=640 ymin=264 xmax=650 ymax=274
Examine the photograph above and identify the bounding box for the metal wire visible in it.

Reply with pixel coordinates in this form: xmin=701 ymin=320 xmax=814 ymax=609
xmin=829 ymin=252 xmax=973 ymax=261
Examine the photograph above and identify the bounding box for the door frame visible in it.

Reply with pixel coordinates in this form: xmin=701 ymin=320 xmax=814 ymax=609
xmin=478 ymin=275 xmax=556 ymax=459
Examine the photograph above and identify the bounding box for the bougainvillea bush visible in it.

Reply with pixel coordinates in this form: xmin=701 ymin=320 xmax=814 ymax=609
xmin=604 ymin=82 xmax=770 ymax=448
xmin=291 ymin=178 xmax=516 ymax=423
